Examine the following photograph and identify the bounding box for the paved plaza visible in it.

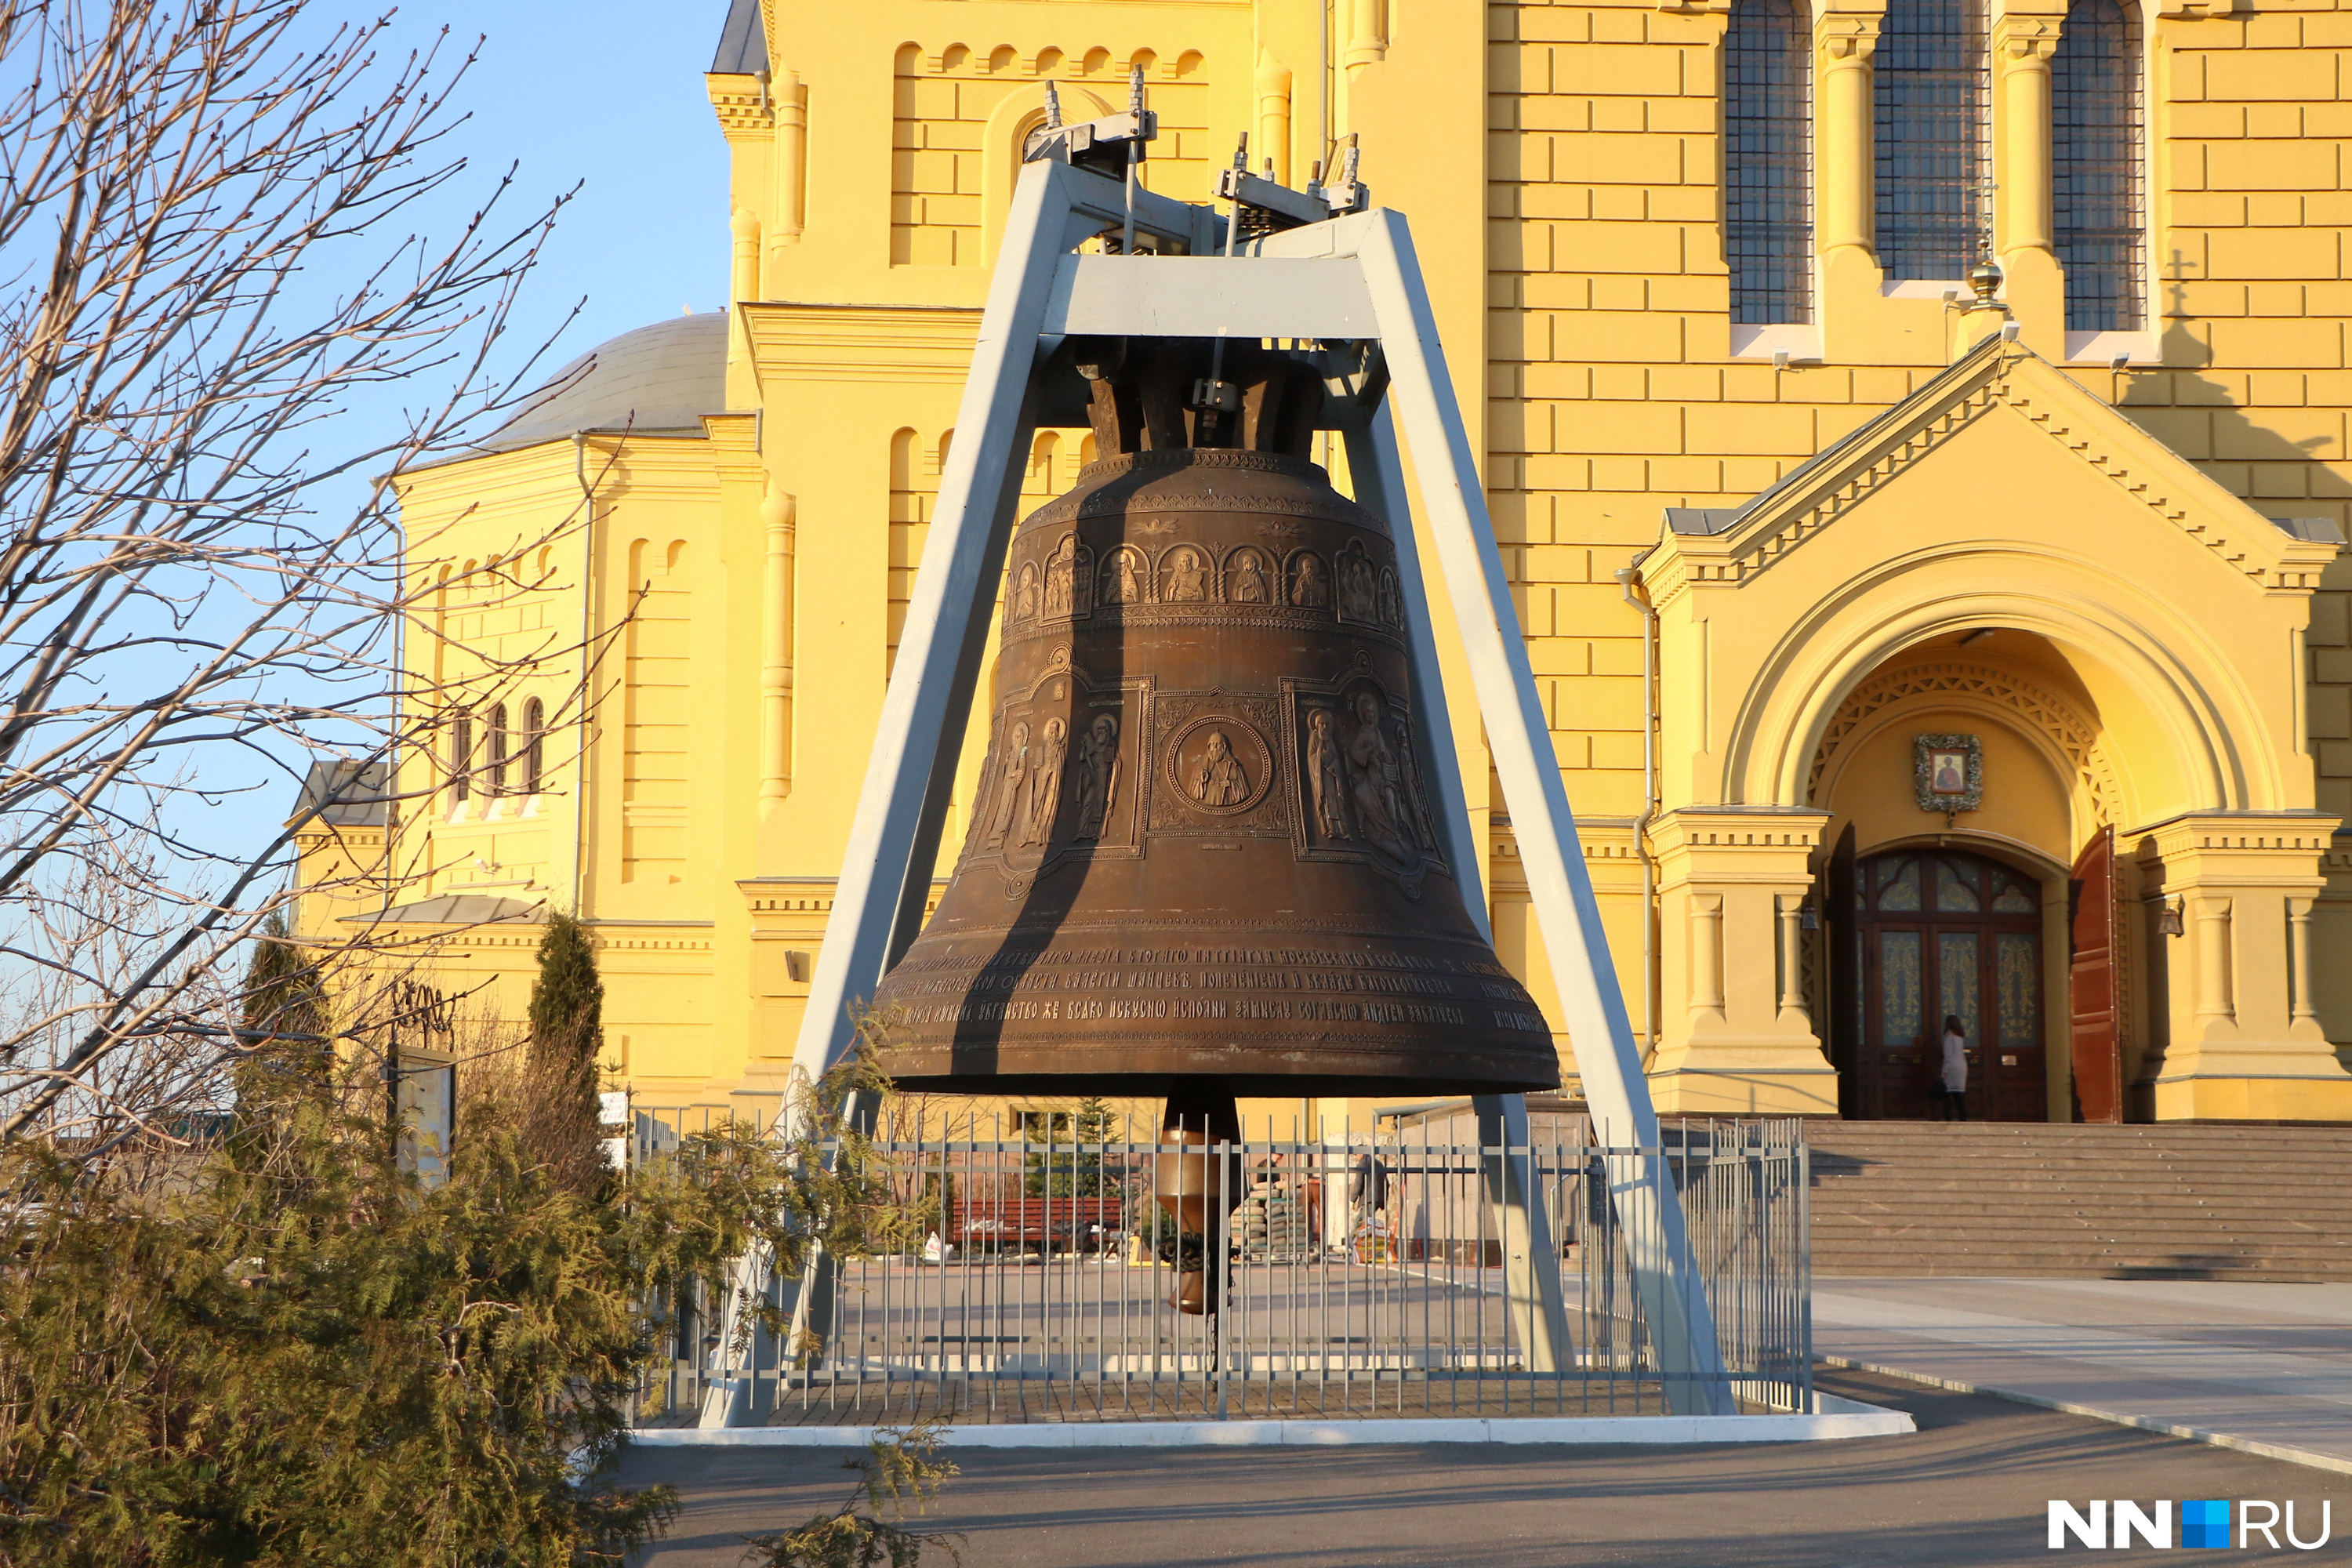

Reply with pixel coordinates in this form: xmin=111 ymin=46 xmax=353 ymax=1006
xmin=1814 ymin=1277 xmax=2352 ymax=1474
xmin=619 ymin=1279 xmax=2352 ymax=1564
xmin=617 ymin=1365 xmax=2348 ymax=1566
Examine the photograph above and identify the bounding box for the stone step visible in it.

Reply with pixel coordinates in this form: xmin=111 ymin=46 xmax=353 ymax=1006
xmin=1798 ymin=1122 xmax=2352 ymax=1281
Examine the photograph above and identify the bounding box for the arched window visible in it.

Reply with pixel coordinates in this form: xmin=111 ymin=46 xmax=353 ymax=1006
xmin=1875 ymin=0 xmax=1988 ymax=281
xmin=487 ymin=702 xmax=509 ymax=797
xmin=521 ymin=697 xmax=546 ymax=795
xmin=450 ymin=709 xmax=473 ymax=804
xmin=2053 ymin=0 xmax=2145 ymax=330
xmin=1725 ymin=0 xmax=1813 ymax=324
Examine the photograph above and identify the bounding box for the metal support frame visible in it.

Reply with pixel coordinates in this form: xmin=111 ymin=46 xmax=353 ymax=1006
xmin=754 ymin=157 xmax=1734 ymax=1424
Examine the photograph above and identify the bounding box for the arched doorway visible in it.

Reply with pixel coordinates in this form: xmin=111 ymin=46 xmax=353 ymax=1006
xmin=1849 ymin=848 xmax=2048 ymax=1120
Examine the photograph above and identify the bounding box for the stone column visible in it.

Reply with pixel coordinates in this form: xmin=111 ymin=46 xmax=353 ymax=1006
xmin=1994 ymin=10 xmax=2065 ymax=350
xmin=1650 ymin=808 xmax=1838 ymax=1116
xmin=1815 ymin=3 xmax=1886 ymax=364
xmin=1816 ymin=13 xmax=1880 ymax=259
xmin=759 ymin=482 xmax=795 ymax=816
xmin=1254 ymin=52 xmax=1293 ymax=184
xmin=2133 ymin=813 xmax=2351 ymax=1121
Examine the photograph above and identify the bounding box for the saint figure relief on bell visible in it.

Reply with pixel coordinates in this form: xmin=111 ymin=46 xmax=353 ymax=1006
xmin=1020 ymin=717 xmax=1069 ymax=846
xmin=1163 ymin=546 xmax=1208 ymax=602
xmin=1337 ymin=541 xmax=1378 ymax=622
xmin=1306 ymin=708 xmax=1351 ymax=840
xmin=1345 ymin=691 xmax=1414 ymax=860
xmin=1072 ymin=713 xmax=1120 ymax=840
xmin=1229 ymin=548 xmax=1271 ymax=604
xmin=1013 ymin=563 xmax=1040 ymax=622
xmin=1044 ymin=534 xmax=1081 ymax=617
xmin=1189 ymin=729 xmax=1250 ymax=807
xmin=1396 ymin=728 xmax=1440 ymax=851
xmin=1103 ymin=547 xmax=1144 ymax=605
xmin=989 ymin=720 xmax=1030 ymax=845
xmin=1289 ymin=551 xmax=1329 ymax=609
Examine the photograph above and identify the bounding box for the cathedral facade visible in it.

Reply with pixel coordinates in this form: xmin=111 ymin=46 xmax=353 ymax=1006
xmin=299 ymin=0 xmax=2352 ymax=1126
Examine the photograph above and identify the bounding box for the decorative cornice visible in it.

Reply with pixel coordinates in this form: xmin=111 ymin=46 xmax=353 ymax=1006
xmin=1809 ymin=660 xmax=2119 ymax=826
xmin=2133 ymin=811 xmax=2342 ymax=859
xmin=706 ymin=79 xmax=773 ymax=138
xmin=742 ymin=303 xmax=980 ymax=386
xmin=2156 ymin=0 xmax=2237 ymax=16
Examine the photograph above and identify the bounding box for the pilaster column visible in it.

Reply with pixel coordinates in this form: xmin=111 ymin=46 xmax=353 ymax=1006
xmin=2192 ymin=896 xmax=2234 ymax=1020
xmin=729 ymin=209 xmax=760 ymax=305
xmin=1993 ymin=9 xmax=2066 ymax=350
xmin=758 ymin=482 xmax=795 ymax=816
xmin=771 ymin=72 xmax=808 ymax=261
xmin=2133 ymin=814 xmax=2350 ymax=1122
xmin=1650 ymin=808 xmax=1837 ymax=1116
xmin=1994 ymin=17 xmax=2060 ymax=253
xmin=1816 ymin=12 xmax=1882 ymax=258
xmin=1777 ymin=895 xmax=1808 ymax=1025
xmin=1254 ymin=52 xmax=1293 ymax=184
xmin=2288 ymin=895 xmax=2318 ymax=1026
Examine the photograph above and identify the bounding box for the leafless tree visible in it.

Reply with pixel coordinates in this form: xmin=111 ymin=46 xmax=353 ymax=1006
xmin=0 ymin=0 xmax=601 ymax=1161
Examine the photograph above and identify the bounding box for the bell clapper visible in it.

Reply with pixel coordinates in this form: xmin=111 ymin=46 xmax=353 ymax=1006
xmin=1156 ymin=1087 xmax=1243 ymax=1316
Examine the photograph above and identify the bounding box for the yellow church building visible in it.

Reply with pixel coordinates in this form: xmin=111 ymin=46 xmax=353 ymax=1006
xmin=295 ymin=0 xmax=2352 ymax=1127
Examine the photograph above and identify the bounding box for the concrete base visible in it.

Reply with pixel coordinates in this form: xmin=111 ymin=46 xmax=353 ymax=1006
xmin=628 ymin=1399 xmax=1913 ymax=1449
xmin=1647 ymin=1061 xmax=1842 ymax=1118
xmin=2146 ymin=1073 xmax=2352 ymax=1123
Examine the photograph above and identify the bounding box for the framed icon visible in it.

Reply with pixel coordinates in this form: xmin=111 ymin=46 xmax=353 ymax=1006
xmin=1914 ymin=733 xmax=1982 ymax=816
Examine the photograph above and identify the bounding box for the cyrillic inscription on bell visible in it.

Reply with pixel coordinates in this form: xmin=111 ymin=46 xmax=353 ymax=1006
xmin=871 ymin=338 xmax=1559 ymax=1098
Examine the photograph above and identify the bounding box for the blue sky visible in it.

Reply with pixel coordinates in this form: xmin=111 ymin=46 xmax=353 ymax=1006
xmin=405 ymin=0 xmax=733 ymax=368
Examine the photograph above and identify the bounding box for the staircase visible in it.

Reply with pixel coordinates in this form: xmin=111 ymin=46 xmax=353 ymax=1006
xmin=1806 ymin=1121 xmax=2352 ymax=1281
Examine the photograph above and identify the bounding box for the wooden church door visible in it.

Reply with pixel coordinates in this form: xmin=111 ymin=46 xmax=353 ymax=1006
xmin=1856 ymin=850 xmax=2049 ymax=1120
xmin=2068 ymin=827 xmax=2123 ymax=1123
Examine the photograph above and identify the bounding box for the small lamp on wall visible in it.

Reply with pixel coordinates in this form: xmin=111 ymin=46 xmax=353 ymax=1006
xmin=1798 ymin=902 xmax=1820 ymax=932
xmin=2158 ymin=897 xmax=2185 ymax=938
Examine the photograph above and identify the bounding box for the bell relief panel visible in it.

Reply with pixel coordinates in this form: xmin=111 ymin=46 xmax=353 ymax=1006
xmin=962 ymin=644 xmax=1149 ymax=893
xmin=1283 ymin=671 xmax=1446 ymax=898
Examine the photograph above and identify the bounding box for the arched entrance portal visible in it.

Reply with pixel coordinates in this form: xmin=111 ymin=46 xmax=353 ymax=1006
xmin=1846 ymin=848 xmax=2048 ymax=1121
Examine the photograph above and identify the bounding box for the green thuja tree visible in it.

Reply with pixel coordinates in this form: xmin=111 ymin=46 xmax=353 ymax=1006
xmin=525 ymin=910 xmax=608 ymax=1190
xmin=1022 ymin=1096 xmax=1116 ymax=1198
xmin=0 ymin=1041 xmax=930 ymax=1566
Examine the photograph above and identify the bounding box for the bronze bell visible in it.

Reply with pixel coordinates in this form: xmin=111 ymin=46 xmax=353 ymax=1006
xmin=869 ymin=337 xmax=1558 ymax=1102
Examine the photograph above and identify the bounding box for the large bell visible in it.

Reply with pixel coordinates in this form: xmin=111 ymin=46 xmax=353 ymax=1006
xmin=869 ymin=337 xmax=1559 ymax=1100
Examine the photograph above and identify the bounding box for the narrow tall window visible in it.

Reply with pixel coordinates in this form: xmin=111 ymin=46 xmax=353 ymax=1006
xmin=487 ymin=702 xmax=509 ymax=797
xmin=451 ymin=710 xmax=473 ymax=804
xmin=2053 ymin=0 xmax=2144 ymax=330
xmin=521 ymin=697 xmax=546 ymax=795
xmin=1726 ymin=0 xmax=1814 ymax=324
xmin=1875 ymin=0 xmax=1989 ymax=280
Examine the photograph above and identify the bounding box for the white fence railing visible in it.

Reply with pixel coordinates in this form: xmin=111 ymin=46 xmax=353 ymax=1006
xmin=632 ymin=1111 xmax=1810 ymax=1425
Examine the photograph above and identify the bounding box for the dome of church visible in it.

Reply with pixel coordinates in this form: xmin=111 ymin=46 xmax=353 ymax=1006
xmin=481 ymin=311 xmax=726 ymax=452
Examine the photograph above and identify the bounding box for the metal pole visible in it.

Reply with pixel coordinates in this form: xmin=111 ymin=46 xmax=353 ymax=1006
xmin=1344 ymin=407 xmax=1567 ymax=1379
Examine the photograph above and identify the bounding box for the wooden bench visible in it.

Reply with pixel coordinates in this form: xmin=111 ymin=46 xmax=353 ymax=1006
xmin=949 ymin=1194 xmax=1124 ymax=1252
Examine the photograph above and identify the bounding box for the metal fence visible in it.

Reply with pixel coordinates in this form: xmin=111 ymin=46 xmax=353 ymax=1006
xmin=632 ymin=1109 xmax=1809 ymax=1426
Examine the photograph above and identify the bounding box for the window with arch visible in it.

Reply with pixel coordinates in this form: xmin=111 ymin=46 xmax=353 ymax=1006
xmin=1724 ymin=0 xmax=1814 ymax=324
xmin=2053 ymin=0 xmax=2145 ymax=331
xmin=486 ymin=702 xmax=509 ymax=797
xmin=521 ymin=696 xmax=546 ymax=795
xmin=1875 ymin=0 xmax=1989 ymax=281
xmin=450 ymin=709 xmax=473 ymax=804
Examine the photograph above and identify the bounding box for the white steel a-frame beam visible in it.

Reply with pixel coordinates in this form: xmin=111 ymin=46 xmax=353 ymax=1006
xmin=779 ymin=158 xmax=1734 ymax=1421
